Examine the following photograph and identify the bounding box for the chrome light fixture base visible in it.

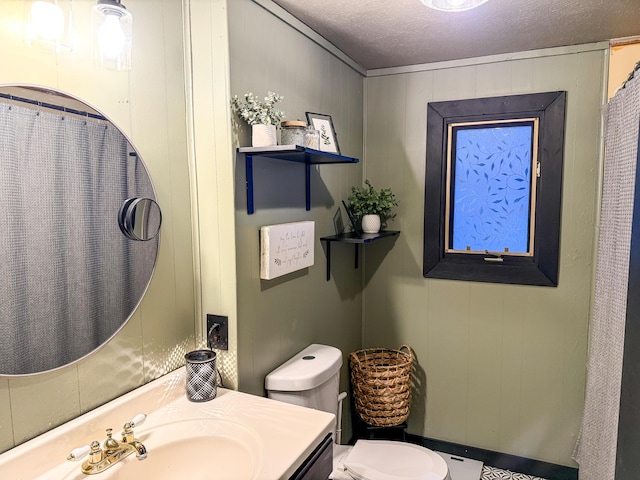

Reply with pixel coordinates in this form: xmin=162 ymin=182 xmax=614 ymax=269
xmin=420 ymin=0 xmax=489 ymax=12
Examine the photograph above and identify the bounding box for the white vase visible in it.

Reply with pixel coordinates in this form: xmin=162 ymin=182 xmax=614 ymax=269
xmin=361 ymin=214 xmax=381 ymax=234
xmin=252 ymin=124 xmax=277 ymax=147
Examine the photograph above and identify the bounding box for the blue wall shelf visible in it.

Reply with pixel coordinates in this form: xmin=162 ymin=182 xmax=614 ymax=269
xmin=237 ymin=145 xmax=359 ymax=214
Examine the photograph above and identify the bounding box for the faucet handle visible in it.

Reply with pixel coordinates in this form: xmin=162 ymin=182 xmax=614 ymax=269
xmin=128 ymin=413 xmax=146 ymax=428
xmin=67 ymin=440 xmax=103 ymax=464
xmin=67 ymin=444 xmax=91 ymax=462
xmin=122 ymin=413 xmax=146 ymax=443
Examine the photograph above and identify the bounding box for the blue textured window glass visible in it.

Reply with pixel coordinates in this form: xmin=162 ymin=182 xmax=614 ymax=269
xmin=449 ymin=122 xmax=534 ymax=254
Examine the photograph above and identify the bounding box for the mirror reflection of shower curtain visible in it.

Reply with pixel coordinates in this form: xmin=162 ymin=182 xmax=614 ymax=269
xmin=573 ymin=75 xmax=640 ymax=479
xmin=0 ymin=102 xmax=155 ymax=374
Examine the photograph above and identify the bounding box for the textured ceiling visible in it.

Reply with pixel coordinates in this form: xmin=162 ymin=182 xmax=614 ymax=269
xmin=271 ymin=0 xmax=640 ymax=70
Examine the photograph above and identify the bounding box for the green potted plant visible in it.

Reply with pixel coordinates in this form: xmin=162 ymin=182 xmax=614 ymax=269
xmin=231 ymin=91 xmax=285 ymax=147
xmin=347 ymin=180 xmax=398 ymax=233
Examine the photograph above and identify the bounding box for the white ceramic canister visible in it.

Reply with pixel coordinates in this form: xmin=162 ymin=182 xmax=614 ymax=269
xmin=252 ymin=124 xmax=277 ymax=147
xmin=280 ymin=120 xmax=307 ymax=146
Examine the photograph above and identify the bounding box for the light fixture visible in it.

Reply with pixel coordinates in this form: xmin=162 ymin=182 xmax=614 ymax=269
xmin=25 ymin=0 xmax=73 ymax=52
xmin=420 ymin=0 xmax=489 ymax=12
xmin=92 ymin=0 xmax=132 ymax=71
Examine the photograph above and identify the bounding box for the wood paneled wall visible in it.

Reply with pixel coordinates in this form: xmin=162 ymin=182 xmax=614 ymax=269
xmin=228 ymin=0 xmax=365 ymax=441
xmin=362 ymin=46 xmax=606 ymax=466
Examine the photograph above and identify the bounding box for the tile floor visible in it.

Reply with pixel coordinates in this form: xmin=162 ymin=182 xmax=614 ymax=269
xmin=480 ymin=465 xmax=548 ymax=480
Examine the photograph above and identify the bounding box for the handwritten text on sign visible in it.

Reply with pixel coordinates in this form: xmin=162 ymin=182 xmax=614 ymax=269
xmin=260 ymin=221 xmax=315 ymax=280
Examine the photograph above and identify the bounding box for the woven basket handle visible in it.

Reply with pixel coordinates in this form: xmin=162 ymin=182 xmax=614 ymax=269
xmin=349 ymin=351 xmax=361 ymax=367
xmin=398 ymin=344 xmax=413 ymax=360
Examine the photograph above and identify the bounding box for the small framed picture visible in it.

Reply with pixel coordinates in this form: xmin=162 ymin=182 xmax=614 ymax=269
xmin=306 ymin=112 xmax=340 ymax=154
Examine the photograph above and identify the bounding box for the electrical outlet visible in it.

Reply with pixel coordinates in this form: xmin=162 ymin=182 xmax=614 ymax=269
xmin=207 ymin=314 xmax=228 ymax=350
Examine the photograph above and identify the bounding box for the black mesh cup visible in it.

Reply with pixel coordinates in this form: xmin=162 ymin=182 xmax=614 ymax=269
xmin=185 ymin=350 xmax=217 ymax=402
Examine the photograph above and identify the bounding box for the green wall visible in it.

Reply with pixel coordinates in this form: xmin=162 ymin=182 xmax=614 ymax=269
xmin=228 ymin=0 xmax=365 ymax=442
xmin=227 ymin=3 xmax=606 ymax=466
xmin=362 ymin=46 xmax=606 ymax=466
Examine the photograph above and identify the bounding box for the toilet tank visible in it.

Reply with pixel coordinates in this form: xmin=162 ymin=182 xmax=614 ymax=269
xmin=265 ymin=344 xmax=342 ymax=419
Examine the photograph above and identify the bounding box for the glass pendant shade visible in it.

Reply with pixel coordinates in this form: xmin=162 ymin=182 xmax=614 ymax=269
xmin=420 ymin=0 xmax=489 ymax=12
xmin=92 ymin=0 xmax=132 ymax=71
xmin=25 ymin=0 xmax=73 ymax=52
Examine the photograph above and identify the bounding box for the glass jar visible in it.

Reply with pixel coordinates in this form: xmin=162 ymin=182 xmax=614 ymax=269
xmin=280 ymin=120 xmax=307 ymax=146
xmin=305 ymin=125 xmax=320 ymax=150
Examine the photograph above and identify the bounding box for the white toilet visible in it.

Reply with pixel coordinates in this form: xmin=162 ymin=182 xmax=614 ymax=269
xmin=265 ymin=344 xmax=451 ymax=480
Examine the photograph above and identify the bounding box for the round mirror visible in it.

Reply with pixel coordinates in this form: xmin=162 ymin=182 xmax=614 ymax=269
xmin=0 ymin=85 xmax=160 ymax=375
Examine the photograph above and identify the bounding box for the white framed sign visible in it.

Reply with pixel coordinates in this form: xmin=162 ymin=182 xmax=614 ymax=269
xmin=260 ymin=221 xmax=315 ymax=280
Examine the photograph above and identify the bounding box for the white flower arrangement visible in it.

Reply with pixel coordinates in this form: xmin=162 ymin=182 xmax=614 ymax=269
xmin=231 ymin=91 xmax=285 ymax=126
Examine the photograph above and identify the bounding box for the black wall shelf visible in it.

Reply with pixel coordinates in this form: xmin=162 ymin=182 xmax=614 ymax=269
xmin=320 ymin=230 xmax=400 ymax=281
xmin=237 ymin=145 xmax=359 ymax=214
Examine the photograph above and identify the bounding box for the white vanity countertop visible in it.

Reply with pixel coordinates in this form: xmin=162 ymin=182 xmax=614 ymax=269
xmin=0 ymin=367 xmax=334 ymax=479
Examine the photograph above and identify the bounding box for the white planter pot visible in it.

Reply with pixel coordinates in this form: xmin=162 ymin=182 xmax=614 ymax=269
xmin=361 ymin=214 xmax=381 ymax=234
xmin=252 ymin=124 xmax=277 ymax=147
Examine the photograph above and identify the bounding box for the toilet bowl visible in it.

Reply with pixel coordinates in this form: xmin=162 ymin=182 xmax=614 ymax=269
xmin=265 ymin=344 xmax=451 ymax=480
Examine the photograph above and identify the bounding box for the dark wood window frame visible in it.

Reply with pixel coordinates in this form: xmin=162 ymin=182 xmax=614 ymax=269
xmin=423 ymin=91 xmax=567 ymax=286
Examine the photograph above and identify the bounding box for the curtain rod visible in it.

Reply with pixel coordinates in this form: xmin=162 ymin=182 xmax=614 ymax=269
xmin=0 ymin=93 xmax=107 ymax=121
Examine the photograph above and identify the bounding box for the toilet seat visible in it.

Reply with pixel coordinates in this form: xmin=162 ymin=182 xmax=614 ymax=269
xmin=343 ymin=440 xmax=449 ymax=480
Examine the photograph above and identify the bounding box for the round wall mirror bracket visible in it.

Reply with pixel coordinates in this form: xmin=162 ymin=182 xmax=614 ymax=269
xmin=119 ymin=197 xmax=162 ymax=241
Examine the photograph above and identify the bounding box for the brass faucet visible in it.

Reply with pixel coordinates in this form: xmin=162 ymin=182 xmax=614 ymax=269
xmin=67 ymin=414 xmax=148 ymax=475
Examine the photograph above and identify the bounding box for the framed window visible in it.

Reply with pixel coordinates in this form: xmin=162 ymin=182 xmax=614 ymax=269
xmin=423 ymin=91 xmax=566 ymax=286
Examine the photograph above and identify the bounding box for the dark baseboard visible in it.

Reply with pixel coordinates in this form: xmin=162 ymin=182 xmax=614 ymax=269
xmin=406 ymin=433 xmax=578 ymax=480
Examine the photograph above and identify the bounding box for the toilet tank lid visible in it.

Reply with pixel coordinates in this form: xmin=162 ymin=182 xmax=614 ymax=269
xmin=265 ymin=344 xmax=343 ymax=391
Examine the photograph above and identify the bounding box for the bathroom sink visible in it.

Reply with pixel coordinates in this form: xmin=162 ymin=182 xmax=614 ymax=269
xmin=123 ymin=436 xmax=257 ymax=479
xmin=0 ymin=368 xmax=334 ymax=480
xmin=55 ymin=419 xmax=263 ymax=480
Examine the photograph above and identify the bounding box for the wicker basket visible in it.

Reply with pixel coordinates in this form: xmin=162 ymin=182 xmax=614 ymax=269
xmin=349 ymin=345 xmax=413 ymax=427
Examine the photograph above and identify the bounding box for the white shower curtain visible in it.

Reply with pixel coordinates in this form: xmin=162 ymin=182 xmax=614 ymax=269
xmin=574 ymin=73 xmax=640 ymax=479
